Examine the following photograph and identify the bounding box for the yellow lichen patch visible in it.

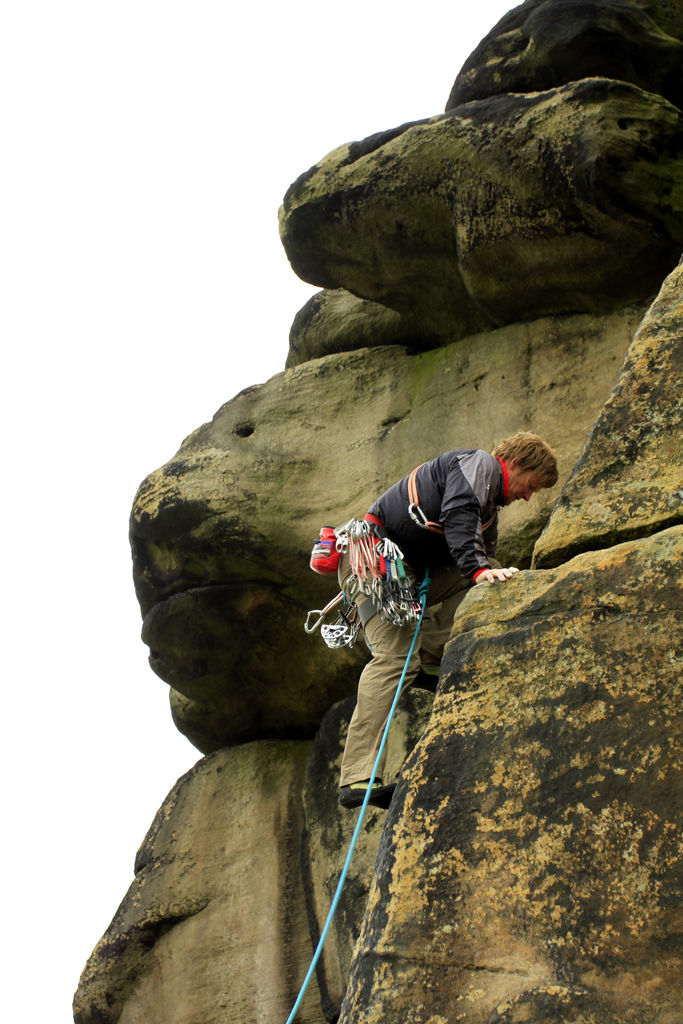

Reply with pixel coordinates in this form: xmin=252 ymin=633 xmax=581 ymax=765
xmin=339 ymin=531 xmax=682 ymax=1023
xmin=457 ymin=796 xmax=682 ymax=969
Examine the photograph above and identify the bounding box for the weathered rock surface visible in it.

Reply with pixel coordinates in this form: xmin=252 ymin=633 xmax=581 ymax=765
xmin=280 ymin=79 xmax=683 ymax=345
xmin=73 ymin=742 xmax=323 ymax=1024
xmin=81 ymin=7 xmax=683 ymax=1023
xmin=534 ymin=259 xmax=683 ymax=567
xmin=286 ymin=289 xmax=420 ymax=367
xmin=302 ymin=691 xmax=433 ymax=1021
xmin=73 ymin=694 xmax=433 ymax=1024
xmin=131 ymin=307 xmax=641 ymax=752
xmin=448 ymin=0 xmax=683 ymax=109
xmin=339 ymin=527 xmax=683 ymax=1024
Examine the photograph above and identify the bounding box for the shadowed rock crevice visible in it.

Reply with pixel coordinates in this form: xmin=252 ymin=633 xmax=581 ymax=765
xmin=300 ymin=693 xmax=434 ymax=1023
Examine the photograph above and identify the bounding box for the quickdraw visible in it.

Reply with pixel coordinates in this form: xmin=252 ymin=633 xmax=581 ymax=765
xmin=338 ymin=518 xmax=421 ymax=627
xmin=306 ymin=464 xmax=450 ymax=647
xmin=305 ymin=519 xmax=422 ymax=648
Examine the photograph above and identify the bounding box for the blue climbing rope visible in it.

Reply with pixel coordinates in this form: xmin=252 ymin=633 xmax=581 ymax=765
xmin=284 ymin=571 xmax=431 ymax=1024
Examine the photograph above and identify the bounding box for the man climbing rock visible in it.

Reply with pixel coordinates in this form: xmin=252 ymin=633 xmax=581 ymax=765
xmin=338 ymin=432 xmax=558 ymax=809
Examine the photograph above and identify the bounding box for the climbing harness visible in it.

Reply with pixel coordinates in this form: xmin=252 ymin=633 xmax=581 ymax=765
xmin=407 ymin=463 xmax=445 ymax=534
xmin=409 ymin=462 xmax=497 ymax=534
xmin=305 ymin=518 xmax=422 ymax=648
xmin=306 ymin=465 xmax=452 ymax=647
xmin=285 ymin=571 xmax=431 ymax=1024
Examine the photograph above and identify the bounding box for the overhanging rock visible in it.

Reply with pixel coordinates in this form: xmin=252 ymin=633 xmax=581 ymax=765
xmin=280 ymin=79 xmax=683 ymax=345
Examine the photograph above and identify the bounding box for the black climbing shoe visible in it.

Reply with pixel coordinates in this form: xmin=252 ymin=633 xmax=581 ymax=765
xmin=338 ymin=780 xmax=397 ymax=810
xmin=420 ymin=652 xmax=441 ymax=677
xmin=368 ymin=783 xmax=396 ymax=809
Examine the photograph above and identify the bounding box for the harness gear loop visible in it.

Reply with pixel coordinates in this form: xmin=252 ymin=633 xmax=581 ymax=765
xmin=306 ymin=461 xmax=455 ymax=648
xmin=407 ymin=463 xmax=445 ymax=534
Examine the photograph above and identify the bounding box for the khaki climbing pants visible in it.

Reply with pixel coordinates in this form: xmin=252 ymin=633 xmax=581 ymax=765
xmin=338 ymin=551 xmax=499 ymax=787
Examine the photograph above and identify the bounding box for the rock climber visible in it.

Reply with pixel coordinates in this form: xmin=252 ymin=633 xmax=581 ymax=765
xmin=338 ymin=431 xmax=558 ymax=809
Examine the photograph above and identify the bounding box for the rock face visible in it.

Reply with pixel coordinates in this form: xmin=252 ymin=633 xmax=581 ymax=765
xmin=73 ymin=697 xmax=433 ymax=1024
xmin=447 ymin=0 xmax=683 ymax=109
xmin=78 ymin=3 xmax=683 ymax=1023
xmin=283 ymin=0 xmax=683 ymax=366
xmin=286 ymin=289 xmax=419 ymax=368
xmin=339 ymin=527 xmax=683 ymax=1024
xmin=534 ymin=260 xmax=683 ymax=567
xmin=73 ymin=742 xmax=323 ymax=1024
xmin=130 ymin=307 xmax=641 ymax=753
xmin=280 ymin=79 xmax=683 ymax=347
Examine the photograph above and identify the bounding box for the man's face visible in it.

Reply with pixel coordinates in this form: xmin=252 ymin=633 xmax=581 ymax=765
xmin=506 ymin=460 xmax=543 ymax=504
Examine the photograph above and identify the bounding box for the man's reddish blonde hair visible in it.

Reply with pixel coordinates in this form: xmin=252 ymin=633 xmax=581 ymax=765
xmin=492 ymin=432 xmax=558 ymax=487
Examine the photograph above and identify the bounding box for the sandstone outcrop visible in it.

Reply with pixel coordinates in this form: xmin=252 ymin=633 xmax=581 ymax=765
xmin=284 ymin=0 xmax=683 ymax=366
xmin=338 ymin=527 xmax=683 ymax=1024
xmin=78 ymin=2 xmax=683 ymax=1022
xmin=447 ymin=0 xmax=683 ymax=109
xmin=130 ymin=307 xmax=642 ymax=752
xmin=74 ymin=696 xmax=432 ymax=1024
xmin=534 ymin=259 xmax=683 ymax=567
xmin=73 ymin=742 xmax=323 ymax=1024
xmin=286 ymin=289 xmax=418 ymax=368
xmin=280 ymin=79 xmax=683 ymax=346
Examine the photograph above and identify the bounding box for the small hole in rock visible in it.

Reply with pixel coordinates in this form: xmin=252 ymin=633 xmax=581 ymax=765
xmin=234 ymin=422 xmax=255 ymax=437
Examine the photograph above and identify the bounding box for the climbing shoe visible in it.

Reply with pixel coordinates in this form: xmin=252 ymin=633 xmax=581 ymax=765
xmin=338 ymin=780 xmax=397 ymax=810
xmin=420 ymin=653 xmax=441 ymax=677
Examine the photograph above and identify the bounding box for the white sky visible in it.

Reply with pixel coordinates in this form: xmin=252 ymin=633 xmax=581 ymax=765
xmin=2 ymin=2 xmax=517 ymax=1020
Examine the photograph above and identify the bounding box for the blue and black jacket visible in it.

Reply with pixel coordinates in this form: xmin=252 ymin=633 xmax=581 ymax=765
xmin=366 ymin=449 xmax=508 ymax=581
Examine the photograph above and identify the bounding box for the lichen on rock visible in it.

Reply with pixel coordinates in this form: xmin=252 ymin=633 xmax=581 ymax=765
xmin=447 ymin=0 xmax=683 ymax=109
xmin=286 ymin=288 xmax=421 ymax=367
xmin=339 ymin=528 xmax=683 ymax=1024
xmin=130 ymin=307 xmax=641 ymax=753
xmin=534 ymin=259 xmax=683 ymax=567
xmin=280 ymin=79 xmax=683 ymax=347
xmin=77 ymin=2 xmax=683 ymax=1021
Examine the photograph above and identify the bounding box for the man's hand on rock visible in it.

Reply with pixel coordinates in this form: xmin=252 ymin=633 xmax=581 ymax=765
xmin=475 ymin=566 xmax=519 ymax=584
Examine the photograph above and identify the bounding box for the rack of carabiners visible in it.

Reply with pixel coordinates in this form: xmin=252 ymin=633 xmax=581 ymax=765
xmin=339 ymin=519 xmax=421 ymax=627
xmin=305 ymin=519 xmax=422 ymax=649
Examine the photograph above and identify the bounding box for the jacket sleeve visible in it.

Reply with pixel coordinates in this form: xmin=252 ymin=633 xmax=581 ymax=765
xmin=440 ymin=452 xmax=496 ymax=581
